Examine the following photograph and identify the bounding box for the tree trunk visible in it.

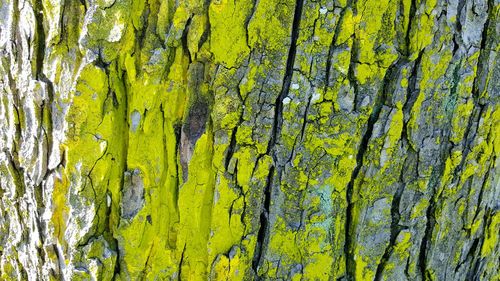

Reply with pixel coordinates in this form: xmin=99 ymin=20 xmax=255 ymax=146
xmin=0 ymin=0 xmax=498 ymax=280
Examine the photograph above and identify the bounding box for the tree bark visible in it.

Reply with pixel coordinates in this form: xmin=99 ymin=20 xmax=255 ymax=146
xmin=0 ymin=0 xmax=499 ymax=280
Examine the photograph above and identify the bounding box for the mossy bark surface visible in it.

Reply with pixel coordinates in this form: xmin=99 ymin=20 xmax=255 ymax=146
xmin=0 ymin=0 xmax=499 ymax=280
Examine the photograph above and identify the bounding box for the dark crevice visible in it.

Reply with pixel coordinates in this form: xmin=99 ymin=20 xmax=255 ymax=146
xmin=234 ymin=163 xmax=248 ymax=232
xmin=466 ymin=209 xmax=492 ymax=280
xmin=447 ymin=60 xmax=463 ymax=117
xmin=373 ymin=151 xmax=414 ymax=281
xmin=137 ymin=2 xmax=151 ymax=49
xmin=418 ymin=176 xmax=439 ymax=280
xmin=243 ymin=0 xmax=258 ymax=48
xmin=34 ymin=0 xmax=57 ymax=187
xmin=225 ymin=125 xmax=239 ymax=171
xmin=180 ymin=16 xmax=193 ymax=63
xmin=252 ymin=0 xmax=304 ymax=276
xmin=252 ymin=166 xmax=275 ymax=278
xmin=452 ymin=0 xmax=465 ymax=56
xmin=197 ymin=26 xmax=210 ymax=51
xmin=417 ymin=106 xmax=457 ymax=280
xmin=404 ymin=0 xmax=417 ymax=56
xmin=452 ymin=36 xmax=460 ymax=55
xmin=344 ymin=58 xmax=404 ymax=280
xmin=452 ymin=103 xmax=485 ymax=182
xmin=456 ymin=0 xmax=466 ymax=33
xmin=196 ymin=3 xmax=211 ymax=61
xmin=453 ymin=0 xmax=492 ymax=179
xmin=118 ymin=69 xmax=130 ymax=228
xmin=417 ymin=111 xmax=460 ymax=280
xmin=401 ymin=50 xmax=423 ymax=147
xmin=79 ymin=0 xmax=87 ymax=11
xmin=33 ymin=0 xmax=46 ymax=80
xmin=173 ymin=121 xmax=182 ymax=207
xmin=344 ymin=0 xmax=360 ymax=113
xmin=472 ymin=156 xmax=494 ymax=223
xmin=402 ymin=51 xmax=423 ymax=117
xmin=161 ymin=44 xmax=177 ymax=80
xmin=266 ymin=0 xmax=304 ymax=153
xmin=324 ymin=0 xmax=353 ymax=90
xmin=347 ymin=37 xmax=360 ymax=112
xmin=40 ymin=85 xmax=55 ymax=177
xmin=478 ymin=0 xmax=493 ymax=60
xmin=225 ymin=91 xmax=244 ymax=171
xmin=101 ymin=0 xmax=116 ymax=10
xmin=455 ymin=237 xmax=480 ymax=273
xmin=178 ymin=244 xmax=187 ymax=281
xmin=299 ymin=96 xmax=312 ymax=141
xmin=139 ymin=244 xmax=154 ymax=279
xmin=111 ymin=221 xmax=121 ymax=279
xmin=53 ymin=244 xmax=64 ymax=279
xmin=95 ymin=50 xmax=111 ymax=70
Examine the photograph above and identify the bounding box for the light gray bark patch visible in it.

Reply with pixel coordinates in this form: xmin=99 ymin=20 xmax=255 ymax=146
xmin=130 ymin=110 xmax=141 ymax=132
xmin=121 ymin=169 xmax=144 ymax=219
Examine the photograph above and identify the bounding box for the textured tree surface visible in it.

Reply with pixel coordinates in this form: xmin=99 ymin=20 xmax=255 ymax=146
xmin=0 ymin=0 xmax=499 ymax=279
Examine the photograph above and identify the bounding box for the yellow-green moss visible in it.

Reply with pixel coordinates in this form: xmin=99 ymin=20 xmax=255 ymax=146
xmin=209 ymin=0 xmax=251 ymax=67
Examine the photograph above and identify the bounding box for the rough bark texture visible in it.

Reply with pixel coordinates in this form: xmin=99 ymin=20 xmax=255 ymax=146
xmin=0 ymin=0 xmax=499 ymax=280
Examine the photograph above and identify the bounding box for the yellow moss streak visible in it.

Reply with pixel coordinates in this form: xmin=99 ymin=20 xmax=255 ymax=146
xmin=177 ymin=132 xmax=216 ymax=280
xmin=209 ymin=0 xmax=252 ymax=68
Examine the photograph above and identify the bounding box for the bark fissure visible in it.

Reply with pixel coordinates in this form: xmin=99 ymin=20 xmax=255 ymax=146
xmin=252 ymin=165 xmax=275 ymax=276
xmin=325 ymin=0 xmax=353 ymax=89
xmin=345 ymin=57 xmax=404 ymax=280
xmin=418 ymin=105 xmax=457 ymax=281
xmin=373 ymin=152 xmax=413 ymax=281
xmin=252 ymin=0 xmax=304 ymax=276
xmin=266 ymin=0 xmax=304 ymax=153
